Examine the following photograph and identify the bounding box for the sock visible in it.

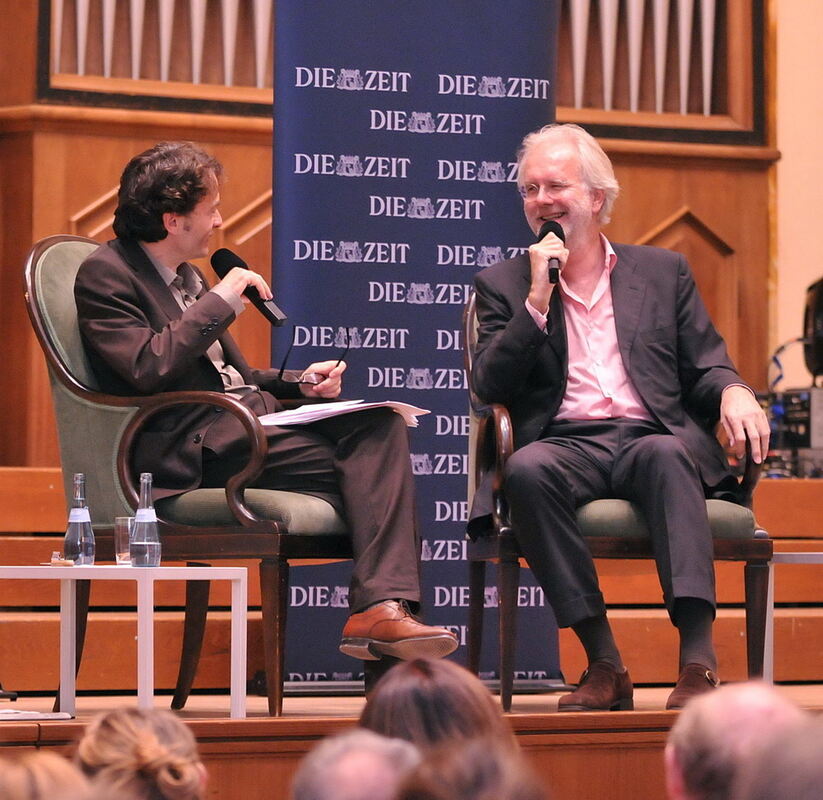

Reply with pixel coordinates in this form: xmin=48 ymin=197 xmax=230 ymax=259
xmin=571 ymin=615 xmax=623 ymax=671
xmin=673 ymin=597 xmax=717 ymax=671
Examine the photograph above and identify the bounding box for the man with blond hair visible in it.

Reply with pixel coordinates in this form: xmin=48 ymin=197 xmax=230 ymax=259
xmin=469 ymin=123 xmax=770 ymax=711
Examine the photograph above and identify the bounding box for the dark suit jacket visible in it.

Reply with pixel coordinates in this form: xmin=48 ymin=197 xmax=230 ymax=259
xmin=74 ymin=239 xmax=302 ymax=498
xmin=468 ymin=243 xmax=743 ymax=535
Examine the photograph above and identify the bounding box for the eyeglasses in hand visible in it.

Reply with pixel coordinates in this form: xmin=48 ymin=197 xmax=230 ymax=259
xmin=277 ymin=325 xmax=351 ymax=386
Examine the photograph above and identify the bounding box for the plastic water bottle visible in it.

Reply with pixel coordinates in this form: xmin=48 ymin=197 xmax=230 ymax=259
xmin=64 ymin=473 xmax=95 ymax=565
xmin=129 ymin=473 xmax=161 ymax=567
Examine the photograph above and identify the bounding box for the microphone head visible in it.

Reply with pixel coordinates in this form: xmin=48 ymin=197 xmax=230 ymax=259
xmin=210 ymin=247 xmax=248 ymax=278
xmin=537 ymin=220 xmax=565 ymax=243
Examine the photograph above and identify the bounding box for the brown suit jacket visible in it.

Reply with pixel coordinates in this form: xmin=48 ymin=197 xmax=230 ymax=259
xmin=74 ymin=238 xmax=301 ymax=498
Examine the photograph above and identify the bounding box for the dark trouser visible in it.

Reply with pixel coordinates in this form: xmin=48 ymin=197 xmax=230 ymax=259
xmin=503 ymin=419 xmax=715 ymax=628
xmin=202 ymin=396 xmax=421 ymax=614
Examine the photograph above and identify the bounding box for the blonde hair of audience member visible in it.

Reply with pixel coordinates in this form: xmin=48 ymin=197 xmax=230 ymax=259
xmin=0 ymin=751 xmax=91 ymax=800
xmin=396 ymin=737 xmax=546 ymax=800
xmin=75 ymin=708 xmax=206 ymax=800
xmin=291 ymin=729 xmax=420 ymax=800
xmin=665 ymin=681 xmax=806 ymax=800
xmin=731 ymin=716 xmax=823 ymax=800
xmin=358 ymin=658 xmax=516 ymax=751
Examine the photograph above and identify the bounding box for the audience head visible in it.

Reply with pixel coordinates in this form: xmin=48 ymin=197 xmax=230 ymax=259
xmin=731 ymin=716 xmax=823 ymax=800
xmin=0 ymin=751 xmax=90 ymax=800
xmin=396 ymin=737 xmax=547 ymax=800
xmin=358 ymin=658 xmax=515 ymax=751
xmin=290 ymin=729 xmax=420 ymax=800
xmin=665 ymin=681 xmax=806 ymax=800
xmin=75 ymin=707 xmax=206 ymax=800
xmin=113 ymin=141 xmax=222 ymax=242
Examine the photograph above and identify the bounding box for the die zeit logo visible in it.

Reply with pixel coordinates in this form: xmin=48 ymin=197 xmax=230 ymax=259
xmin=369 ymin=196 xmax=484 ymax=219
xmin=293 ymin=239 xmax=411 ymax=264
xmin=436 ymin=160 xmax=518 ymax=182
xmin=369 ymin=110 xmax=485 ymax=135
xmin=367 ymin=367 xmax=468 ymax=391
xmin=438 ymin=73 xmax=551 ymax=99
xmin=433 ymin=585 xmax=547 ymax=607
xmin=293 ymin=326 xmax=410 ymax=350
xmin=294 ymin=67 xmax=411 ymax=92
xmin=420 ymin=538 xmax=468 ymax=562
xmin=367 ymin=282 xmax=472 ymax=305
xmin=294 ymin=153 xmax=411 ymax=179
xmin=409 ymin=453 xmax=469 ymax=476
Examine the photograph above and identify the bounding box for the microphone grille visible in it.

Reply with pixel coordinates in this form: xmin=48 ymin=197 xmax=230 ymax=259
xmin=537 ymin=220 xmax=565 ymax=243
xmin=210 ymin=248 xmax=247 ymax=278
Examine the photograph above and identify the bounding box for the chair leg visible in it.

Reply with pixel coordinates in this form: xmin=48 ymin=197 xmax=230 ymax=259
xmin=467 ymin=559 xmax=486 ymax=675
xmin=171 ymin=574 xmax=211 ymax=710
xmin=260 ymin=557 xmax=288 ymax=716
xmin=744 ymin=560 xmax=770 ymax=678
xmin=498 ymin=557 xmax=520 ymax=712
xmin=53 ymin=579 xmax=91 ymax=712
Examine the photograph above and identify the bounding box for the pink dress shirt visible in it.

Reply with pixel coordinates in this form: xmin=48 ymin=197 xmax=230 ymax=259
xmin=526 ymin=237 xmax=652 ymax=422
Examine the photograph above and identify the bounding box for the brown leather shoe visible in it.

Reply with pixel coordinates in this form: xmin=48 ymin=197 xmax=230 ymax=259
xmin=340 ymin=600 xmax=458 ymax=661
xmin=558 ymin=661 xmax=634 ymax=712
xmin=666 ymin=663 xmax=719 ymax=710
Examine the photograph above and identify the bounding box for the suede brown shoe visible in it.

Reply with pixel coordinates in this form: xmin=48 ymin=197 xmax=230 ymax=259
xmin=666 ymin=663 xmax=719 ymax=710
xmin=340 ymin=600 xmax=458 ymax=661
xmin=558 ymin=661 xmax=634 ymax=712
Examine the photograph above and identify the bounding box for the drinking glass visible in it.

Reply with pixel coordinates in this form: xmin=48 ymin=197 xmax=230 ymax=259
xmin=114 ymin=516 xmax=134 ymax=565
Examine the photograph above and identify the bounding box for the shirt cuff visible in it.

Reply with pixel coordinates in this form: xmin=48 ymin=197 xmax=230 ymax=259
xmin=210 ymin=283 xmax=245 ymax=316
xmin=722 ymin=383 xmax=755 ymax=398
xmin=525 ymin=298 xmax=548 ymax=333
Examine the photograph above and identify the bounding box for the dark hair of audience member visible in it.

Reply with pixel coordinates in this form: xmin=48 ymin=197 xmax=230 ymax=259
xmin=0 ymin=751 xmax=91 ymax=800
xmin=358 ymin=658 xmax=516 ymax=751
xmin=396 ymin=737 xmax=547 ymax=800
xmin=731 ymin=716 xmax=823 ymax=800
xmin=75 ymin=707 xmax=205 ymax=800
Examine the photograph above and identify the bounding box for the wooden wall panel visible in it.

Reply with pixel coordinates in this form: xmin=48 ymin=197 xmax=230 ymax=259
xmin=0 ymin=109 xmax=272 ymax=466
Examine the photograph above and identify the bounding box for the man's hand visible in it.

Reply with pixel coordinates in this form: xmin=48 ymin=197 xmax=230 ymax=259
xmin=218 ymin=267 xmax=273 ymax=302
xmin=720 ymin=385 xmax=771 ymax=464
xmin=526 ymin=229 xmax=567 ymax=315
xmin=299 ymin=360 xmax=347 ymax=399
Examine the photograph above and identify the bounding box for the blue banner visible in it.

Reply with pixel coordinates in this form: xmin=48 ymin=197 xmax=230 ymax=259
xmin=274 ymin=1 xmax=561 ymax=683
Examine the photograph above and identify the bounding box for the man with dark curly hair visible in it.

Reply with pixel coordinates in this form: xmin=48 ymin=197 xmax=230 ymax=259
xmin=75 ymin=141 xmax=457 ymax=664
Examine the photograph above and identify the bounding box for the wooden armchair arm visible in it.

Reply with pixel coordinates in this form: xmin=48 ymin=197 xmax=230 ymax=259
xmin=473 ymin=403 xmax=514 ymax=532
xmin=738 ymin=439 xmax=763 ymax=510
xmin=116 ymin=390 xmax=269 ymax=528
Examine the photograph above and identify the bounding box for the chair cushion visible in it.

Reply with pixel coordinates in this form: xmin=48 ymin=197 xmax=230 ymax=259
xmin=157 ymin=489 xmax=348 ymax=535
xmin=577 ymin=498 xmax=756 ymax=540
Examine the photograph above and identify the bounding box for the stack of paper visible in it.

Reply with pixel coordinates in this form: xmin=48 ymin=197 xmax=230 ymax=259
xmin=258 ymin=399 xmax=430 ymax=428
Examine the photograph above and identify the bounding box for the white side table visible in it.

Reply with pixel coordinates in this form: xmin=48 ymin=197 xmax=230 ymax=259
xmin=0 ymin=565 xmax=247 ymax=718
xmin=763 ymin=552 xmax=823 ymax=683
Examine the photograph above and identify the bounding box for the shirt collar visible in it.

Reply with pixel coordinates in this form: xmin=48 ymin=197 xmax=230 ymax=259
xmin=139 ymin=244 xmax=202 ymax=295
xmin=602 ymin=234 xmax=618 ymax=273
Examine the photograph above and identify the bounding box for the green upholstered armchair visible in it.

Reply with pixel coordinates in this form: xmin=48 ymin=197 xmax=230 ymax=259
xmin=462 ymin=291 xmax=773 ymax=711
xmin=24 ymin=234 xmax=352 ymax=715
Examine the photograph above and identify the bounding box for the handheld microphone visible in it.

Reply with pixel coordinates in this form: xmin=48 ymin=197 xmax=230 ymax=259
xmin=537 ymin=220 xmax=565 ymax=284
xmin=210 ymin=248 xmax=288 ymax=327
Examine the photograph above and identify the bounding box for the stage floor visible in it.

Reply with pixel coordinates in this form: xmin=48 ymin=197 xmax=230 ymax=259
xmin=3 ymin=684 xmax=822 ymax=800
xmin=3 ymin=682 xmax=822 ymax=720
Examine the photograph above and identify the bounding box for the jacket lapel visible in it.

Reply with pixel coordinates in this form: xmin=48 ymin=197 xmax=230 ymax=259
xmin=114 ymin=239 xmax=184 ymax=322
xmin=610 ymin=246 xmax=646 ymax=370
